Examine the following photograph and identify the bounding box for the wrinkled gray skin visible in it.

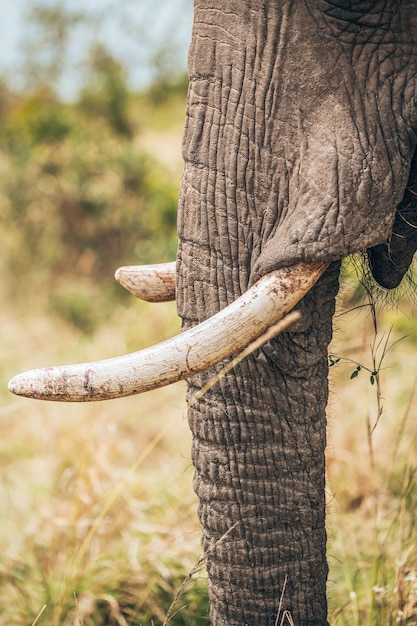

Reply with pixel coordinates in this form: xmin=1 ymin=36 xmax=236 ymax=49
xmin=176 ymin=2 xmax=417 ymax=625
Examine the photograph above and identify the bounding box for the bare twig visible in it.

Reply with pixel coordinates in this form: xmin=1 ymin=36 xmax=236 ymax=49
xmin=31 ymin=605 xmax=47 ymax=626
xmin=189 ymin=311 xmax=301 ymax=406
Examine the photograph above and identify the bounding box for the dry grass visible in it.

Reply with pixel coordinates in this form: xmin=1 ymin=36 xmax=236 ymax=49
xmin=327 ymin=275 xmax=417 ymax=625
xmin=1 ymin=272 xmax=417 ymax=624
xmin=0 ymin=296 xmax=207 ymax=625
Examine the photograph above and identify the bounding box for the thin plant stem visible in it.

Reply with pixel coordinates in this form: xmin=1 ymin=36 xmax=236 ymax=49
xmin=31 ymin=605 xmax=47 ymax=626
xmin=189 ymin=311 xmax=300 ymax=406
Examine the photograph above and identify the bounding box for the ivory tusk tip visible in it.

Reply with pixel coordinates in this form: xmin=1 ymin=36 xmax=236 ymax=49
xmin=114 ymin=267 xmax=124 ymax=282
xmin=115 ymin=263 xmax=176 ymax=302
xmin=9 ymin=370 xmax=43 ymax=399
xmin=114 ymin=266 xmax=131 ymax=288
xmin=8 ymin=367 xmax=83 ymax=401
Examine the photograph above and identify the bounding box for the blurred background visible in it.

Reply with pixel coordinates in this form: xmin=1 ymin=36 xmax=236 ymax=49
xmin=0 ymin=2 xmax=416 ymax=624
xmin=0 ymin=0 xmax=192 ymax=320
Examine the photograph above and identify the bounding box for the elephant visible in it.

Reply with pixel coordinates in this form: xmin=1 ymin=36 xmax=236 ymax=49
xmin=8 ymin=1 xmax=417 ymax=625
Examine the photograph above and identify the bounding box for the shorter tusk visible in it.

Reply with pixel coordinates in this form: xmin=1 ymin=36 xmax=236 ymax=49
xmin=8 ymin=261 xmax=328 ymax=402
xmin=115 ymin=262 xmax=176 ymax=302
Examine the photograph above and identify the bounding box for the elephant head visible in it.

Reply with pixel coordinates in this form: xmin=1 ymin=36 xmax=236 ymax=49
xmin=9 ymin=2 xmax=417 ymax=625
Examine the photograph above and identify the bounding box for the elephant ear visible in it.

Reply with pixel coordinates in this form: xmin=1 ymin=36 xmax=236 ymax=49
xmin=367 ymin=151 xmax=417 ymax=290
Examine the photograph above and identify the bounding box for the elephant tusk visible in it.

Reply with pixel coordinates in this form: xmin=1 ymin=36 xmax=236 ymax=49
xmin=115 ymin=262 xmax=176 ymax=302
xmin=8 ymin=261 xmax=328 ymax=402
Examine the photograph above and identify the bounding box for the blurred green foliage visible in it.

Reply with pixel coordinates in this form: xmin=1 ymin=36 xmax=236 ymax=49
xmin=0 ymin=5 xmax=187 ymax=332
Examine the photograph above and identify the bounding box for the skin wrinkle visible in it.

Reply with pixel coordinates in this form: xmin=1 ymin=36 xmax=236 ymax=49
xmin=224 ymin=79 xmax=245 ymax=294
xmin=196 ymin=15 xmax=242 ymax=52
xmin=193 ymin=353 xmax=326 ymax=452
xmin=306 ymin=5 xmax=412 ymax=212
xmin=317 ymin=1 xmax=400 ymax=42
xmin=233 ymin=156 xmax=253 ymax=254
xmin=202 ymin=61 xmax=250 ymax=299
xmin=317 ymin=3 xmax=414 ymax=177
xmin=209 ymin=103 xmax=226 ymax=302
xmin=237 ymin=46 xmax=264 ymax=276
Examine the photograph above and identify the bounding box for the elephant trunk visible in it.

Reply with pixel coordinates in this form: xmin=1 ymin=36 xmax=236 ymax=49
xmin=179 ymin=261 xmax=340 ymax=625
xmin=176 ymin=1 xmax=347 ymax=620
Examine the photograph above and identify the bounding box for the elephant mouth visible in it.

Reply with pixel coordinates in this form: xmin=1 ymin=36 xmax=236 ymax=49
xmin=8 ymin=261 xmax=327 ymax=402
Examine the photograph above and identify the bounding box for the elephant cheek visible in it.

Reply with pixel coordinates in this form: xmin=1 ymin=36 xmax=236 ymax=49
xmin=250 ymin=102 xmax=411 ymax=285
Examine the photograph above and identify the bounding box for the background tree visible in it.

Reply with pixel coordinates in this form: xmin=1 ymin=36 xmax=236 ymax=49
xmin=0 ymin=0 xmax=191 ymax=329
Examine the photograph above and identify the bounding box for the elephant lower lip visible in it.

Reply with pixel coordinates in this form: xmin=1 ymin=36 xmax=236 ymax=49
xmin=8 ymin=261 xmax=328 ymax=402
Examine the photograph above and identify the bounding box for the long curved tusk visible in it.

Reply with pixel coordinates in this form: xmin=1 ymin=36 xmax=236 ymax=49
xmin=8 ymin=261 xmax=328 ymax=402
xmin=115 ymin=262 xmax=176 ymax=302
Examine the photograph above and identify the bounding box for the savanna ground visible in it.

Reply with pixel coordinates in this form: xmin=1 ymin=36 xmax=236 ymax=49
xmin=2 ymin=264 xmax=417 ymax=626
xmin=1 ymin=5 xmax=417 ymax=624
